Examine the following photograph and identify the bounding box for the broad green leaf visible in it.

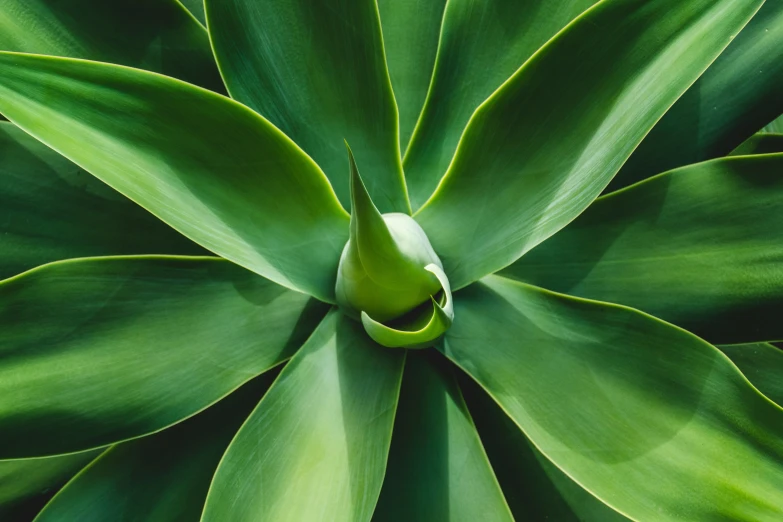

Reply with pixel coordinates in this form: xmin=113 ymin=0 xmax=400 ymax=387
xmin=205 ymin=0 xmax=409 ymax=213
xmin=608 ymin=0 xmax=783 ymax=192
xmin=202 ymin=311 xmax=404 ymax=522
xmin=459 ymin=372 xmax=629 ymax=522
xmin=719 ymin=343 xmax=783 ymax=407
xmin=443 ymin=276 xmax=783 ymax=521
xmin=373 ymin=351 xmax=512 ymax=522
xmin=402 ymin=0 xmax=596 ymax=208
xmin=377 ymin=0 xmax=447 ymax=154
xmin=0 ymin=53 xmax=349 ymax=302
xmin=178 ymin=0 xmax=206 ymax=26
xmin=0 ymin=256 xmax=326 ymax=458
xmin=0 ymin=450 xmax=101 ymax=518
xmin=765 ymin=114 xmax=783 ymax=133
xmin=415 ymin=0 xmax=765 ymax=291
xmin=34 ymin=372 xmax=276 ymax=522
xmin=0 ymin=0 xmax=223 ymax=93
xmin=0 ymin=120 xmax=207 ymax=280
xmin=502 ymin=153 xmax=783 ymax=344
xmin=731 ymin=132 xmax=783 ymax=155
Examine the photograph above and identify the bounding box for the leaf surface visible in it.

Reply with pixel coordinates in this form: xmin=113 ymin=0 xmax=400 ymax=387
xmin=719 ymin=343 xmax=783 ymax=407
xmin=608 ymin=0 xmax=783 ymax=191
xmin=34 ymin=373 xmax=276 ymax=522
xmin=0 ymin=256 xmax=326 ymax=458
xmin=414 ymin=0 xmax=765 ymax=290
xmin=205 ymin=0 xmax=409 ymax=213
xmin=373 ymin=350 xmax=512 ymax=522
xmin=202 ymin=311 xmax=404 ymax=522
xmin=402 ymin=0 xmax=595 ymax=208
xmin=731 ymin=132 xmax=783 ymax=155
xmin=0 ymin=121 xmax=207 ymax=280
xmin=0 ymin=53 xmax=349 ymax=302
xmin=0 ymin=0 xmax=223 ymax=92
xmin=502 ymin=153 xmax=783 ymax=344
xmin=377 ymin=0 xmax=447 ymax=154
xmin=442 ymin=277 xmax=783 ymax=521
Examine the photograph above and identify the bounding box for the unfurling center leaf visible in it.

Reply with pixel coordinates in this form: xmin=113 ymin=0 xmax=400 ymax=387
xmin=336 ymin=144 xmax=453 ymax=348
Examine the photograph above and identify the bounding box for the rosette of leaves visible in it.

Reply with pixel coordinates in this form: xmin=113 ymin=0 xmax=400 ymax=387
xmin=2 ymin=0 xmax=783 ymax=520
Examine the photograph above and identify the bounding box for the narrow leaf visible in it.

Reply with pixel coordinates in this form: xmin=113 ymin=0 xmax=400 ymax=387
xmin=202 ymin=311 xmax=405 ymax=522
xmin=443 ymin=277 xmax=783 ymax=521
xmin=608 ymin=0 xmax=783 ymax=191
xmin=402 ymin=0 xmax=596 ymax=208
xmin=377 ymin=0 xmax=448 ymax=153
xmin=414 ymin=0 xmax=765 ymax=290
xmin=0 ymin=53 xmax=349 ymax=302
xmin=34 ymin=373 xmax=277 ymax=522
xmin=502 ymin=153 xmax=783 ymax=344
xmin=764 ymin=114 xmax=783 ymax=133
xmin=0 ymin=0 xmax=223 ymax=92
xmin=373 ymin=351 xmax=513 ymax=522
xmin=0 ymin=120 xmax=206 ymax=280
xmin=205 ymin=0 xmax=409 ymax=213
xmin=0 ymin=256 xmax=326 ymax=458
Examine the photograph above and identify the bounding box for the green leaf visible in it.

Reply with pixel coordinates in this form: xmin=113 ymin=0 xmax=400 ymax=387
xmin=0 ymin=120 xmax=207 ymax=280
xmin=0 ymin=53 xmax=349 ymax=302
xmin=719 ymin=343 xmax=783 ymax=407
xmin=373 ymin=350 xmax=512 ymax=522
xmin=765 ymin=114 xmax=783 ymax=133
xmin=0 ymin=450 xmax=101 ymax=517
xmin=731 ymin=132 xmax=783 ymax=155
xmin=459 ymin=372 xmax=629 ymax=522
xmin=178 ymin=0 xmax=206 ymax=26
xmin=402 ymin=0 xmax=596 ymax=209
xmin=414 ymin=0 xmax=765 ymax=291
xmin=205 ymin=0 xmax=409 ymax=213
xmin=0 ymin=256 xmax=326 ymax=458
xmin=377 ymin=0 xmax=447 ymax=154
xmin=442 ymin=276 xmax=783 ymax=521
xmin=0 ymin=0 xmax=224 ymax=93
xmin=202 ymin=311 xmax=404 ymax=522
xmin=502 ymin=153 xmax=783 ymax=344
xmin=608 ymin=0 xmax=783 ymax=192
xmin=34 ymin=372 xmax=277 ymax=522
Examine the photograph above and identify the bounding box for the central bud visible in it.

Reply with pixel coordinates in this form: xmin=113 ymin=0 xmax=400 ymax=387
xmin=336 ymin=144 xmax=453 ymax=348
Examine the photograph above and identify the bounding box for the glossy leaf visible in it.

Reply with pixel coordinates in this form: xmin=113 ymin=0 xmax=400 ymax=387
xmin=402 ymin=0 xmax=596 ymax=208
xmin=377 ymin=0 xmax=447 ymax=153
xmin=373 ymin=351 xmax=512 ymax=522
xmin=459 ymin=372 xmax=629 ymax=522
xmin=0 ymin=52 xmax=349 ymax=302
xmin=608 ymin=0 xmax=783 ymax=192
xmin=719 ymin=343 xmax=783 ymax=407
xmin=0 ymin=0 xmax=223 ymax=92
xmin=34 ymin=372 xmax=277 ymax=522
xmin=202 ymin=311 xmax=404 ymax=522
xmin=0 ymin=120 xmax=207 ymax=280
xmin=0 ymin=256 xmax=326 ymax=458
xmin=414 ymin=0 xmax=763 ymax=291
xmin=205 ymin=0 xmax=409 ymax=213
xmin=443 ymin=276 xmax=783 ymax=521
xmin=0 ymin=450 xmax=101 ymax=517
xmin=731 ymin=132 xmax=783 ymax=155
xmin=502 ymin=153 xmax=783 ymax=344
xmin=765 ymin=114 xmax=783 ymax=133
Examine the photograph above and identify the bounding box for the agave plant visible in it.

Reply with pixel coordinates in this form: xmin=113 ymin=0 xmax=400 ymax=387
xmin=2 ymin=0 xmax=783 ymax=520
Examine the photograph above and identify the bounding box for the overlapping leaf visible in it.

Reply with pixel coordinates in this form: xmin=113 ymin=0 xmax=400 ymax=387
xmin=503 ymin=153 xmax=783 ymax=344
xmin=206 ymin=0 xmax=408 ymax=213
xmin=719 ymin=343 xmax=783 ymax=407
xmin=415 ymin=0 xmax=764 ymax=290
xmin=0 ymin=256 xmax=325 ymax=458
xmin=443 ymin=277 xmax=783 ymax=521
xmin=0 ymin=0 xmax=223 ymax=92
xmin=203 ymin=312 xmax=404 ymax=522
xmin=0 ymin=53 xmax=349 ymax=301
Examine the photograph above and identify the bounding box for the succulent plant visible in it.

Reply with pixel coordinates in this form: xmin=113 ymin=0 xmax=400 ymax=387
xmin=2 ymin=0 xmax=783 ymax=520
